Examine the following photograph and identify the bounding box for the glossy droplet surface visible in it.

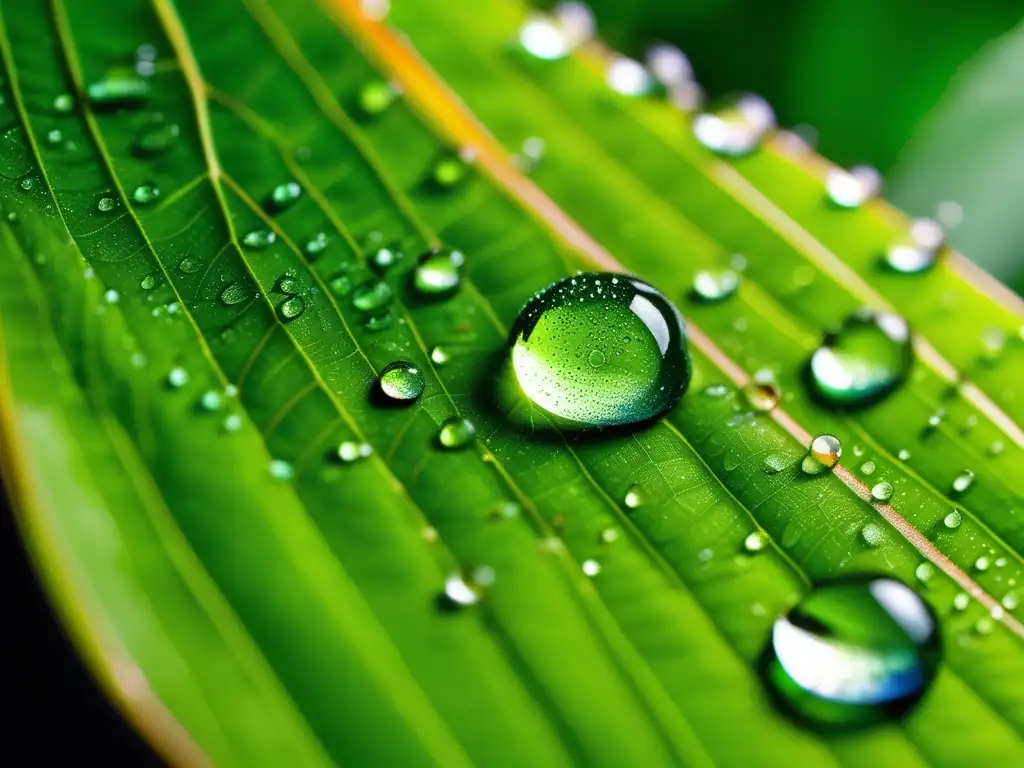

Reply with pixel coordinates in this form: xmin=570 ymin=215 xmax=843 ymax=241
xmin=413 ymin=250 xmax=464 ymax=297
xmin=743 ymin=371 xmax=781 ymax=413
xmin=132 ymin=184 xmax=160 ymax=204
xmin=267 ymin=182 xmax=302 ymax=213
xmin=352 ymin=280 xmax=392 ymax=311
xmin=97 ymin=196 xmax=116 ymax=213
xmin=623 ymin=483 xmax=644 ymax=509
xmin=606 ymin=56 xmax=657 ymax=97
xmin=86 ymin=70 xmax=150 ymax=107
xmin=826 ymin=165 xmax=882 ymax=209
xmin=243 ymin=229 xmax=276 ymax=250
xmin=278 ymin=296 xmax=305 ymax=321
xmin=885 ymin=219 xmax=944 ymax=274
xmin=510 ymin=273 xmax=690 ymax=428
xmin=809 ymin=309 xmax=912 ymax=408
xmin=692 ymin=268 xmax=740 ymax=301
xmin=764 ymin=453 xmax=788 ymax=475
xmin=951 ymin=470 xmax=975 ymax=496
xmin=744 ymin=531 xmax=768 ymax=553
xmin=358 ymin=79 xmax=399 ymax=117
xmin=305 ymin=232 xmax=329 ymax=257
xmin=764 ymin=576 xmax=940 ymax=729
xmin=943 ymin=510 xmax=962 ymax=529
xmin=810 ymin=434 xmax=842 ymax=468
xmin=166 ymin=366 xmax=189 ymax=389
xmin=438 ymin=417 xmax=475 ymax=449
xmin=441 ymin=566 xmax=495 ymax=609
xmin=337 ymin=441 xmax=373 ymax=463
xmin=133 ymin=120 xmax=179 ymax=156
xmin=269 ymin=459 xmax=294 ymax=481
xmin=518 ymin=2 xmax=594 ymax=61
xmin=430 ymin=152 xmax=471 ymax=188
xmin=378 ymin=360 xmax=424 ymax=402
xmin=430 ymin=345 xmax=450 ymax=365
xmin=871 ymin=482 xmax=894 ymax=502
xmin=693 ymin=94 xmax=775 ymax=156
xmin=220 ymin=282 xmax=246 ymax=305
xmin=140 ymin=274 xmax=158 ymax=291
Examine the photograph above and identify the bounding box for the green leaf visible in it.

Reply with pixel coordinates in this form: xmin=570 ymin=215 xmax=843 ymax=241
xmin=0 ymin=0 xmax=1022 ymax=766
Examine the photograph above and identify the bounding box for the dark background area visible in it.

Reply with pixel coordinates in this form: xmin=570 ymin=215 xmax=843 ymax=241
xmin=1 ymin=490 xmax=160 ymax=764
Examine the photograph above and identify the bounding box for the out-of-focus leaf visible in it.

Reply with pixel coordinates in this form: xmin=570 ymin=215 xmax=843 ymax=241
xmin=0 ymin=0 xmax=1022 ymax=766
xmin=890 ymin=19 xmax=1024 ymax=293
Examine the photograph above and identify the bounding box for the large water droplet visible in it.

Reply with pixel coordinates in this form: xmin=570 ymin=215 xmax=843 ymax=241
xmin=826 ymin=165 xmax=882 ymax=209
xmin=510 ymin=272 xmax=690 ymax=428
xmin=808 ymin=309 xmax=912 ymax=408
xmin=413 ymin=249 xmax=464 ymax=297
xmin=166 ymin=366 xmax=189 ymax=389
xmin=884 ymin=219 xmax=945 ymax=274
xmin=86 ymin=70 xmax=150 ymax=108
xmin=693 ymin=94 xmax=775 ymax=156
xmin=378 ymin=360 xmax=424 ymax=402
xmin=763 ymin=576 xmax=940 ymax=729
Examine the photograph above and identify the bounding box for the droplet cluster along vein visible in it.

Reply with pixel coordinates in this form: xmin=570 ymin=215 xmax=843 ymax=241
xmin=354 ymin=0 xmax=1024 ymax=753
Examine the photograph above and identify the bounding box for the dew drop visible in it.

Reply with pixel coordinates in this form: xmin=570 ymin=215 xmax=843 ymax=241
xmin=744 ymin=531 xmax=768 ymax=553
xmin=304 ymin=232 xmax=329 ymax=258
xmin=97 ymin=196 xmax=117 ymax=213
xmin=275 ymin=274 xmax=301 ymax=295
xmin=337 ymin=440 xmax=373 ymax=463
xmin=809 ymin=434 xmax=842 ymax=468
xmin=692 ymin=268 xmax=740 ymax=301
xmin=826 ymin=165 xmax=882 ymax=209
xmin=808 ymin=309 xmax=912 ymax=408
xmin=132 ymin=183 xmax=160 ymax=205
xmin=242 ymin=229 xmax=276 ymax=250
xmin=884 ymin=219 xmax=945 ymax=274
xmin=693 ymin=94 xmax=775 ymax=156
xmin=370 ymin=246 xmax=400 ymax=272
xmin=223 ymin=413 xmax=242 ymax=433
xmin=53 ymin=93 xmax=74 ymax=113
xmin=19 ymin=177 xmax=34 ymax=192
xmin=915 ymin=562 xmax=934 ymax=583
xmin=438 ymin=416 xmax=475 ymax=449
xmin=645 ymin=43 xmax=692 ymax=88
xmin=951 ymin=469 xmax=975 ymax=496
xmin=600 ymin=528 xmax=619 ymax=544
xmin=328 ymin=273 xmax=353 ymax=297
xmin=582 ymin=559 xmax=602 ymax=577
xmin=860 ymin=460 xmax=876 ymax=476
xmin=46 ymin=128 xmax=63 ymax=145
xmin=133 ymin=120 xmax=180 ymax=156
xmin=952 ymin=592 xmax=970 ymax=612
xmin=219 ymin=281 xmax=246 ymax=305
xmin=518 ymin=2 xmax=593 ymax=61
xmin=430 ymin=151 xmax=471 ymax=188
xmin=897 ymin=449 xmax=912 ymax=461
xmin=352 ymin=280 xmax=392 ymax=311
xmin=199 ymin=389 xmax=223 ymax=412
xmin=166 ymin=366 xmax=188 ymax=388
xmin=278 ymin=296 xmax=305 ymax=321
xmin=357 ymin=79 xmax=399 ymax=117
xmin=860 ymin=522 xmax=884 ymax=547
xmin=763 ymin=576 xmax=940 ymax=728
xmin=975 ymin=556 xmax=991 ymax=572
xmin=871 ymin=482 xmax=894 ymax=502
xmin=103 ymin=288 xmax=120 ymax=304
xmin=943 ymin=510 xmax=962 ymax=530
xmin=743 ymin=374 xmax=781 ymax=413
xmin=623 ymin=483 xmax=644 ymax=509
xmin=86 ymin=70 xmax=150 ymax=108
xmin=763 ymin=453 xmax=788 ymax=475
xmin=441 ymin=565 xmax=494 ymax=608
xmin=140 ymin=274 xmax=158 ymax=291
xmin=266 ymin=181 xmax=302 ymax=213
xmin=269 ymin=458 xmax=294 ymax=481
xmin=413 ymin=249 xmax=464 ymax=297
xmin=364 ymin=312 xmax=393 ymax=332
xmin=378 ymin=360 xmax=424 ymax=402
xmin=606 ymin=56 xmax=657 ymax=97
xmin=510 ymin=273 xmax=690 ymax=428
xmin=1002 ymin=591 xmax=1019 ymax=611
xmin=430 ymin=345 xmax=450 ymax=365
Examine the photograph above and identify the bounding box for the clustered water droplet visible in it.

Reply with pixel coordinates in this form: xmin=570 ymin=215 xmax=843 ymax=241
xmin=693 ymin=94 xmax=775 ymax=156
xmin=884 ymin=219 xmax=944 ymax=274
xmin=518 ymin=1 xmax=594 ymax=61
xmin=510 ymin=272 xmax=690 ymax=428
xmin=826 ymin=165 xmax=882 ymax=209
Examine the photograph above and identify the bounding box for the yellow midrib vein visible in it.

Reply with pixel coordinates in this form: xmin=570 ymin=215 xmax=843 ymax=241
xmin=331 ymin=0 xmax=1024 ymax=643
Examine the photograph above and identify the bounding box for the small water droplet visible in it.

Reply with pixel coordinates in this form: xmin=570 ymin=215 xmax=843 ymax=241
xmin=166 ymin=366 xmax=188 ymax=388
xmin=763 ymin=576 xmax=939 ymax=727
xmin=623 ymin=483 xmax=644 ymax=509
xmin=744 ymin=531 xmax=768 ymax=553
xmin=943 ymin=510 xmax=962 ymax=530
xmin=304 ymin=232 xmax=329 ymax=258
xmin=884 ymin=219 xmax=944 ymax=274
xmin=140 ymin=274 xmax=158 ymax=291
xmin=278 ymin=296 xmax=305 ymax=321
xmin=131 ymin=183 xmax=160 ymax=205
xmin=430 ymin=151 xmax=471 ymax=188
xmin=269 ymin=458 xmax=294 ymax=481
xmin=275 ymin=274 xmax=301 ymax=295
xmin=357 ymin=79 xmax=399 ymax=117
xmin=826 ymin=165 xmax=882 ymax=209
xmin=975 ymin=617 xmax=994 ymax=635
xmin=743 ymin=371 xmax=780 ymax=413
xmin=809 ymin=434 xmax=841 ymax=468
xmin=370 ymin=246 xmax=401 ymax=272
xmin=511 ymin=273 xmax=690 ymax=428
xmin=518 ymin=2 xmax=594 ymax=61
xmin=364 ymin=312 xmax=393 ymax=332
xmin=606 ymin=56 xmax=657 ymax=97
xmin=692 ymin=267 xmax=740 ymax=302
xmin=860 ymin=522 xmax=884 ymax=547
xmin=704 ymin=383 xmax=730 ymax=398
xmin=871 ymin=481 xmax=893 ymax=502
xmin=764 ymin=453 xmax=788 ymax=475
xmin=86 ymin=70 xmax=150 ymax=108
xmin=223 ymin=413 xmax=242 ymax=433
xmin=328 ymin=273 xmax=353 ymax=297
xmin=438 ymin=416 xmax=475 ymax=449
xmin=860 ymin=460 xmax=876 ymax=476
xmin=45 ymin=128 xmax=63 ymax=145
xmin=337 ymin=440 xmax=373 ymax=463
xmin=693 ymin=94 xmax=775 ymax=156
xmin=352 ymin=280 xmax=392 ymax=311
xmin=975 ymin=555 xmax=991 ymax=572
xmin=1002 ymin=591 xmax=1019 ymax=611
xmin=103 ymin=288 xmax=120 ymax=304
xmin=897 ymin=449 xmax=912 ymax=461
xmin=809 ymin=309 xmax=912 ymax=408
xmin=199 ymin=389 xmax=223 ymax=411
xmin=378 ymin=360 xmax=424 ymax=402
xmin=951 ymin=469 xmax=975 ymax=496
xmin=645 ymin=43 xmax=692 ymax=88
xmin=430 ymin=345 xmax=450 ymax=365
xmin=97 ymin=196 xmax=117 ymax=213
xmin=53 ymin=93 xmax=74 ymax=113
xmin=242 ymin=229 xmax=276 ymax=250
xmin=133 ymin=120 xmax=180 ymax=156
xmin=19 ymin=177 xmax=34 ymax=192
xmin=441 ymin=565 xmax=495 ymax=608
xmin=219 ymin=281 xmax=246 ymax=305
xmin=582 ymin=559 xmax=601 ymax=577
xmin=600 ymin=527 xmax=619 ymax=544
xmin=915 ymin=562 xmax=934 ymax=583
xmin=266 ymin=181 xmax=302 ymax=213
xmin=413 ymin=249 xmax=464 ymax=297
xmin=952 ymin=592 xmax=970 ymax=611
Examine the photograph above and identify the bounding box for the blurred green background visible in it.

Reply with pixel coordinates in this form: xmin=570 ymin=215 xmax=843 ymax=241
xmin=541 ymin=0 xmax=1024 ymax=294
